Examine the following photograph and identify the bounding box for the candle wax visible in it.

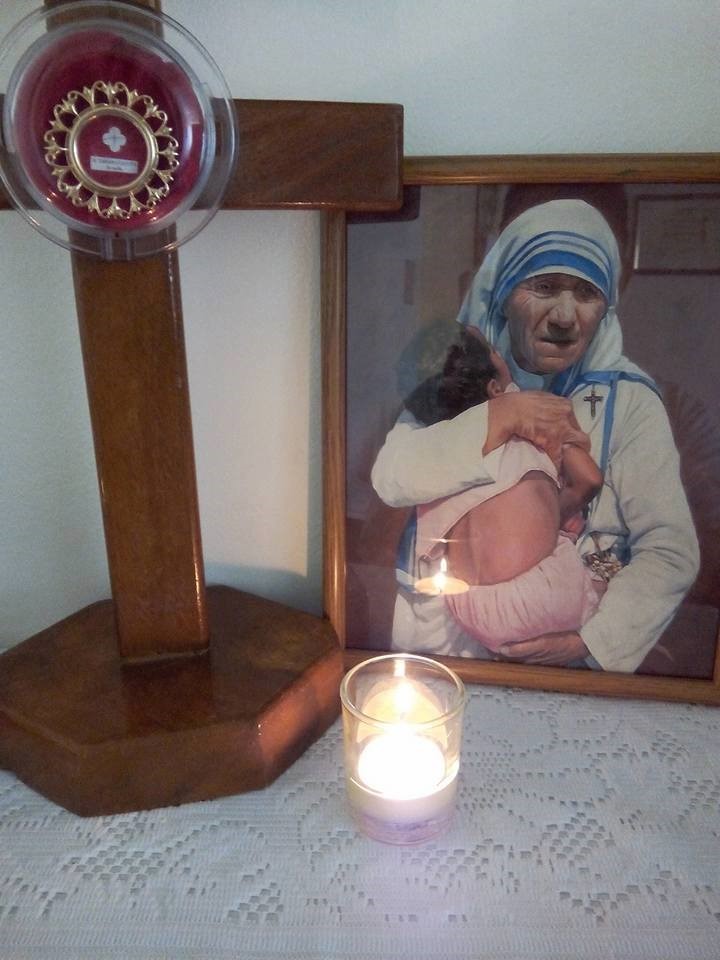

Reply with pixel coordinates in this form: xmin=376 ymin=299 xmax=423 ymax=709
xmin=414 ymin=574 xmax=469 ymax=596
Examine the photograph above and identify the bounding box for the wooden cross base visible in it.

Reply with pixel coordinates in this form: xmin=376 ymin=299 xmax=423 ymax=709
xmin=0 ymin=585 xmax=343 ymax=816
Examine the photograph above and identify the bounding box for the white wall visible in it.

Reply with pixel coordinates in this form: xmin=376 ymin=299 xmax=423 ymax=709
xmin=1 ymin=0 xmax=719 ymax=646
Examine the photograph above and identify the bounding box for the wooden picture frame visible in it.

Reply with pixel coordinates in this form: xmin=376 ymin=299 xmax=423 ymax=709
xmin=322 ymin=154 xmax=720 ymax=705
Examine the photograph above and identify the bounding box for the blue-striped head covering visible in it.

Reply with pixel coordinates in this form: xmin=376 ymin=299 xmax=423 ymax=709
xmin=457 ymin=199 xmax=633 ymax=390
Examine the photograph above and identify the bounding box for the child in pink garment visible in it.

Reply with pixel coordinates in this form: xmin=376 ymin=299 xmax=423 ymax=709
xmin=405 ymin=328 xmax=604 ymax=654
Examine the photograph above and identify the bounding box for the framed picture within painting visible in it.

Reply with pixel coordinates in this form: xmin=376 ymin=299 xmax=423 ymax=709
xmin=323 ymin=154 xmax=720 ymax=704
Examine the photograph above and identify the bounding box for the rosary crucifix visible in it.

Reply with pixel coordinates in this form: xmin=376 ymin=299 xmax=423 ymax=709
xmin=583 ymin=385 xmax=604 ymax=418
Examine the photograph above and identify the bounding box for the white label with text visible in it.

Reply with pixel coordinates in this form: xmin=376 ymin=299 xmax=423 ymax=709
xmin=90 ymin=156 xmax=139 ymax=175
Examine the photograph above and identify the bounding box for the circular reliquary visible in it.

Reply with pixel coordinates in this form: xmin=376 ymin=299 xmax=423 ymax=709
xmin=0 ymin=1 xmax=237 ymax=259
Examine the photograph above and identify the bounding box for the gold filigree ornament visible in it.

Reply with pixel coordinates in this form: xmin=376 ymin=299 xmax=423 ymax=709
xmin=43 ymin=80 xmax=180 ymax=220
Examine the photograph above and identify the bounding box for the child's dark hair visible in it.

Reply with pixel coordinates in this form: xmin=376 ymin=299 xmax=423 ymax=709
xmin=405 ymin=328 xmax=498 ymax=426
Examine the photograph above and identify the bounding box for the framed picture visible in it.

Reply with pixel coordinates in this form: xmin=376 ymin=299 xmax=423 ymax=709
xmin=322 ymin=154 xmax=720 ymax=704
xmin=633 ymin=193 xmax=720 ymax=274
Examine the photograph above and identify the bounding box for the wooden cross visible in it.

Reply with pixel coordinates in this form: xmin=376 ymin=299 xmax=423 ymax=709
xmin=583 ymin=385 xmax=603 ymax=418
xmin=0 ymin=0 xmax=402 ymax=815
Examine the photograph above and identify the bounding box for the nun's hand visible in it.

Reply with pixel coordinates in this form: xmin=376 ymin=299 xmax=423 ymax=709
xmin=485 ymin=390 xmax=589 ymax=464
xmin=497 ymin=631 xmax=589 ymax=666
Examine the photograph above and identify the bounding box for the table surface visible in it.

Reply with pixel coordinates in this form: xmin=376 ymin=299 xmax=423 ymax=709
xmin=1 ymin=685 xmax=719 ymax=960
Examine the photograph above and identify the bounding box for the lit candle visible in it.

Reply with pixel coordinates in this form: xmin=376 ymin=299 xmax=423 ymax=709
xmin=341 ymin=654 xmax=466 ymax=844
xmin=414 ymin=557 xmax=469 ymax=597
xmin=357 ymin=729 xmax=446 ymax=798
xmin=360 ymin=660 xmax=443 ymax=725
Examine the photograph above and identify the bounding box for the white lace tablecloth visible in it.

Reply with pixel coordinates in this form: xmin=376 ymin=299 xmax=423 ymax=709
xmin=1 ymin=685 xmax=718 ymax=960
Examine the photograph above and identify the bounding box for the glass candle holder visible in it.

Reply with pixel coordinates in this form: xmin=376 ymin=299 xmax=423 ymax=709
xmin=340 ymin=653 xmax=466 ymax=844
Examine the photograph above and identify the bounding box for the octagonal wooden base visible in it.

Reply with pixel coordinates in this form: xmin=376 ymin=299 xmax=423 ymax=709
xmin=0 ymin=585 xmax=343 ymax=816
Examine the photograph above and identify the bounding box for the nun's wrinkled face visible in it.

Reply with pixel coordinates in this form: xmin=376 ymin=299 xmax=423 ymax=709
xmin=503 ymin=273 xmax=607 ymax=375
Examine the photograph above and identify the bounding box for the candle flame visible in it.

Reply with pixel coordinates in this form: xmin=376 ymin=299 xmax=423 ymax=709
xmin=357 ymin=732 xmax=446 ymax=799
xmin=432 ymin=557 xmax=448 ymax=594
xmin=394 ymin=680 xmax=415 ymax=718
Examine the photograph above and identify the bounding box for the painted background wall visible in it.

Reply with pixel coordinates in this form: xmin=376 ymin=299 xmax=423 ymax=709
xmin=1 ymin=0 xmax=719 ymax=647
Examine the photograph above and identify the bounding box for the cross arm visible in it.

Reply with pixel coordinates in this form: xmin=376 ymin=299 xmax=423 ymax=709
xmin=0 ymin=97 xmax=403 ymax=213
